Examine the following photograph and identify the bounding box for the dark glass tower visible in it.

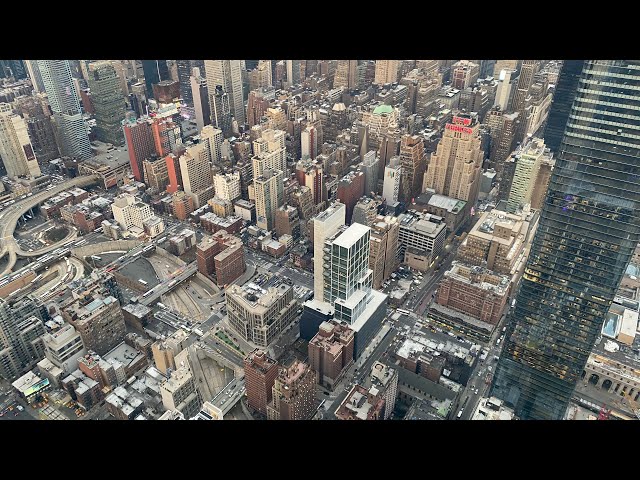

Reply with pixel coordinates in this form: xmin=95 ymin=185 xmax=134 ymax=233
xmin=490 ymin=60 xmax=640 ymax=420
xmin=142 ymin=60 xmax=170 ymax=99
xmin=176 ymin=60 xmax=204 ymax=107
xmin=543 ymin=60 xmax=586 ymax=153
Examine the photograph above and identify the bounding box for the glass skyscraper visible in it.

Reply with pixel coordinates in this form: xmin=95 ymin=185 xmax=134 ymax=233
xmin=490 ymin=60 xmax=640 ymax=420
xmin=542 ymin=60 xmax=586 ymax=154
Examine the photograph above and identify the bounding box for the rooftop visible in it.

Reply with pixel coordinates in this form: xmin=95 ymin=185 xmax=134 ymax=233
xmin=333 ymin=223 xmax=370 ymax=249
xmin=427 ymin=194 xmax=467 ymax=214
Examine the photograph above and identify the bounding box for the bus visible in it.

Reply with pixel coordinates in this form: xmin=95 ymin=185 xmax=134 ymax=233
xmin=396 ymin=309 xmax=411 ymax=316
xmin=142 ymin=290 xmax=153 ymax=298
xmin=138 ymin=279 xmax=148 ymax=286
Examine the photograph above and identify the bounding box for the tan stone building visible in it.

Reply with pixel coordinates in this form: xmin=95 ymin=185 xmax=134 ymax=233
xmin=423 ymin=115 xmax=483 ymax=206
xmin=457 ymin=208 xmax=534 ymax=275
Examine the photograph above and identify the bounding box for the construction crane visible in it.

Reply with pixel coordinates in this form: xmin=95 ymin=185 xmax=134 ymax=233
xmin=598 ymin=403 xmax=610 ymax=420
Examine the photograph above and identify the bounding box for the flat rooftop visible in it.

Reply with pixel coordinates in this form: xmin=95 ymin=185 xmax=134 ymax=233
xmin=333 ymin=223 xmax=370 ymax=249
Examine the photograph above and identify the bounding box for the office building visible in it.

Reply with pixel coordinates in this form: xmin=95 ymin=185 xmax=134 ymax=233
xmin=226 ymin=276 xmax=298 ymax=347
xmin=122 ymin=116 xmax=155 ymax=182
xmin=62 ymin=294 xmax=126 ymax=356
xmin=274 ymin=205 xmax=300 ymax=239
xmin=213 ymin=172 xmax=241 ymax=202
xmin=382 ymin=156 xmax=401 ymax=204
xmin=252 ymin=129 xmax=287 ymax=179
xmin=452 ymin=60 xmax=480 ymax=90
xmin=209 ymin=85 xmax=232 ymax=137
xmin=352 ymin=196 xmax=380 ymax=227
xmin=491 ymin=60 xmax=640 ymax=420
xmin=244 ymin=349 xmax=278 ymax=416
xmin=205 ymin=60 xmax=245 ymax=125
xmin=494 ymin=68 xmax=517 ymax=111
xmin=374 ymin=60 xmax=400 ymax=85
xmin=190 ymin=66 xmax=210 ymax=132
xmin=172 ymin=190 xmax=194 ymax=221
xmin=41 ymin=323 xmax=86 ymax=376
xmin=179 ymin=146 xmax=214 ymax=208
xmin=308 ymin=321 xmax=354 ymax=389
xmin=543 ymin=60 xmax=585 ymax=153
xmin=369 ymin=215 xmax=400 ymax=289
xmin=255 ymin=168 xmax=284 ymax=231
xmin=111 ymin=193 xmax=154 ymax=231
xmin=335 ymin=384 xmax=386 ymax=420
xmin=301 ymin=124 xmax=318 ymax=160
xmin=458 ymin=208 xmax=533 ymax=275
xmin=423 ymin=115 xmax=483 ymax=205
xmin=334 ymin=60 xmax=358 ymax=90
xmin=160 ymin=365 xmax=202 ymax=419
xmin=267 ymin=360 xmax=316 ymax=420
xmin=0 ymin=297 xmax=46 ymax=380
xmin=142 ymin=156 xmax=169 ymax=193
xmin=322 ymin=223 xmax=373 ymax=311
xmin=361 ymin=104 xmax=399 ymax=150
xmin=141 ymin=60 xmax=170 ymax=99
xmin=436 ymin=262 xmax=511 ymax=325
xmin=399 ymin=134 xmax=426 ymax=202
xmin=87 ymin=61 xmax=126 ymax=145
xmin=12 ymin=94 xmax=59 ymax=163
xmin=37 ymin=60 xmax=92 ymax=159
xmin=312 ymin=202 xmax=346 ymax=296
xmin=529 ymin=154 xmax=554 ymax=210
xmin=176 ymin=60 xmax=204 ymax=107
xmin=397 ymin=210 xmax=447 ymax=270
xmin=200 ymin=125 xmax=223 ymax=165
xmin=196 ymin=231 xmax=245 ymax=287
xmin=0 ymin=103 xmax=41 ymax=177
xmin=337 ymin=170 xmax=365 ymax=225
xmin=367 ymin=361 xmax=398 ymax=419
xmin=362 ymin=150 xmax=379 ymax=196
xmin=25 ymin=60 xmax=45 ymax=93
xmin=506 ymin=137 xmax=552 ymax=213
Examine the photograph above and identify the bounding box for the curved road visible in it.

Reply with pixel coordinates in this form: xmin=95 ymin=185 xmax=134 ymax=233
xmin=0 ymin=175 xmax=99 ymax=276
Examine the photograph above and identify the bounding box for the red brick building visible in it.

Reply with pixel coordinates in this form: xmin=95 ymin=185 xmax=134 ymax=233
xmin=172 ymin=191 xmax=194 ymax=221
xmin=337 ymin=170 xmax=365 ymax=224
xmin=196 ymin=231 xmax=246 ymax=287
xmin=200 ymin=213 xmax=243 ymax=234
xmin=308 ymin=321 xmax=354 ymax=389
xmin=436 ymin=262 xmax=511 ymax=325
xmin=267 ymin=361 xmax=317 ymax=420
xmin=243 ymin=349 xmax=278 ymax=416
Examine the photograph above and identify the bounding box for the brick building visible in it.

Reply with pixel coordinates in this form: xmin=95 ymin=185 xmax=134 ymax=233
xmin=308 ymin=321 xmax=354 ymax=389
xmin=243 ymin=349 xmax=279 ymax=416
xmin=196 ymin=231 xmax=245 ymax=287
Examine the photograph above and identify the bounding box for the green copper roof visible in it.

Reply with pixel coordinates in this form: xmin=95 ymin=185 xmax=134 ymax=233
xmin=373 ymin=104 xmax=393 ymax=115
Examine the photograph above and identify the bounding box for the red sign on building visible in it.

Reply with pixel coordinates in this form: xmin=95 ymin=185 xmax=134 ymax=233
xmin=445 ymin=124 xmax=473 ymax=134
xmin=452 ymin=116 xmax=472 ymax=126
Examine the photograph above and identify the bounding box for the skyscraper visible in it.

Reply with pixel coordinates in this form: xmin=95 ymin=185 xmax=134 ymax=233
xmin=286 ymin=60 xmax=301 ymax=86
xmin=204 ymin=60 xmax=245 ymax=125
xmin=334 ymin=60 xmax=358 ymax=90
xmin=374 ymin=60 xmax=400 ymax=85
xmin=0 ymin=103 xmax=41 ymax=177
xmin=190 ymin=67 xmax=210 ymax=132
xmin=0 ymin=297 xmax=45 ymax=380
xmin=209 ymin=85 xmax=232 ymax=137
xmin=254 ymin=168 xmax=284 ymax=231
xmin=490 ymin=60 xmax=640 ymax=420
xmin=313 ymin=202 xmax=346 ymax=297
xmin=25 ymin=60 xmax=45 ymax=93
xmin=423 ymin=115 xmax=483 ymax=205
xmin=399 ymin=134 xmax=427 ymax=202
xmin=176 ymin=60 xmax=204 ymax=107
xmin=543 ymin=61 xmax=585 ymax=154
xmin=37 ymin=60 xmax=91 ymax=159
xmin=87 ymin=61 xmax=126 ymax=145
xmin=141 ymin=60 xmax=170 ymax=99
